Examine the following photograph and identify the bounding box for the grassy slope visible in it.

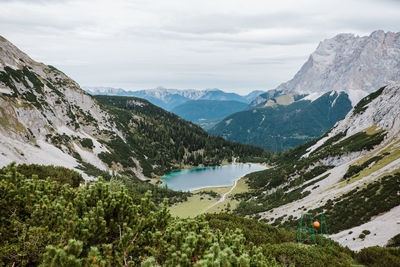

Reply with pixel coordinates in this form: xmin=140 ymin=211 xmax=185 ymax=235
xmin=169 ymin=177 xmax=250 ymax=218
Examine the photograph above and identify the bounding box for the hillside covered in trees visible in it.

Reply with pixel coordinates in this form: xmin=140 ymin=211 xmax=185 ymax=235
xmin=93 ymin=95 xmax=269 ymax=178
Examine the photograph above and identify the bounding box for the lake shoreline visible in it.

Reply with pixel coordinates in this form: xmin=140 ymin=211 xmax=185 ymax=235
xmin=161 ymin=163 xmax=267 ymax=192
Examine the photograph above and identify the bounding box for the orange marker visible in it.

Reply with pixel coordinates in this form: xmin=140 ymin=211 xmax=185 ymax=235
xmin=313 ymin=221 xmax=320 ymax=228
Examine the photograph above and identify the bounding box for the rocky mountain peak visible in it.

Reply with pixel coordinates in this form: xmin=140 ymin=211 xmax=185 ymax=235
xmin=0 ymin=35 xmax=34 ymax=70
xmin=276 ymin=30 xmax=400 ymax=105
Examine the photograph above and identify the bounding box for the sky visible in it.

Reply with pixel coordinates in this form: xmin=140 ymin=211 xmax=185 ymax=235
xmin=0 ymin=0 xmax=399 ymax=95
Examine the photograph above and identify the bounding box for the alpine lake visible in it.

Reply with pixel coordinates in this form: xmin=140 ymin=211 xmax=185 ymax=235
xmin=161 ymin=163 xmax=267 ymax=192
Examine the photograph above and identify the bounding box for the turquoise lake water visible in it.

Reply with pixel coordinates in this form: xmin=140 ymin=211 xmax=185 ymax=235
xmin=161 ymin=163 xmax=267 ymax=191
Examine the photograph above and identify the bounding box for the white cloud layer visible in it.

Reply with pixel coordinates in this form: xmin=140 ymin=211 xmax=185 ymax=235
xmin=1 ymin=0 xmax=399 ymax=94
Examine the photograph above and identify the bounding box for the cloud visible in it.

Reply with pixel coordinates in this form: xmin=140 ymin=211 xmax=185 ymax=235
xmin=0 ymin=0 xmax=399 ymax=94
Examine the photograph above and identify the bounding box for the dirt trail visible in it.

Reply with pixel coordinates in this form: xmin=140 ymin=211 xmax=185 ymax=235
xmin=202 ymin=179 xmax=238 ymax=213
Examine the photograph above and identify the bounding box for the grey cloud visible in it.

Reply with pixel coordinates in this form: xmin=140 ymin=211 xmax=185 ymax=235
xmin=236 ymin=56 xmax=309 ymax=65
xmin=0 ymin=0 xmax=399 ymax=94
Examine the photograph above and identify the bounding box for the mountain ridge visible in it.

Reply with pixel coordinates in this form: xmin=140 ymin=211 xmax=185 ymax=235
xmin=210 ymin=91 xmax=352 ymax=151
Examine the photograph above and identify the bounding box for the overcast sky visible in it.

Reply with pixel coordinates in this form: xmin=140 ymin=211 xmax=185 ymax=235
xmin=1 ymin=0 xmax=399 ymax=94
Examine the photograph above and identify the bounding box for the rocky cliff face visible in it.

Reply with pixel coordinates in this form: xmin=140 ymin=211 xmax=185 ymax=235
xmin=276 ymin=30 xmax=400 ymax=105
xmin=0 ymin=35 xmax=117 ymax=179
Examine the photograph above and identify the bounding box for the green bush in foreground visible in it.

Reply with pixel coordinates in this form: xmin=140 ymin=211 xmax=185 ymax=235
xmin=356 ymin=246 xmax=400 ymax=267
xmin=0 ymin=163 xmax=280 ymax=266
xmin=0 ymin=163 xmax=360 ymax=266
xmin=0 ymin=163 xmax=83 ymax=187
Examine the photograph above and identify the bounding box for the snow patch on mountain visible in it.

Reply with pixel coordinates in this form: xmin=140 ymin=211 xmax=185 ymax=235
xmin=302 ymin=92 xmax=324 ymax=102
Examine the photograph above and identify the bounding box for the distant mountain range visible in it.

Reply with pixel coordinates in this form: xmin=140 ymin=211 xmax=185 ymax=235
xmin=85 ymin=31 xmax=400 ymax=153
xmin=84 ymin=86 xmax=264 ymax=111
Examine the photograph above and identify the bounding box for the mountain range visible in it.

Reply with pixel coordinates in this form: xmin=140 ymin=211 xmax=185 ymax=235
xmin=85 ymin=86 xmax=264 ymax=111
xmin=254 ymin=30 xmax=400 ymax=106
xmin=211 ymin=30 xmax=400 ymax=151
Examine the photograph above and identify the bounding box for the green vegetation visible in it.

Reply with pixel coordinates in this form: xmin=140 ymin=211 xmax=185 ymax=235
xmin=387 ymin=233 xmax=400 ymax=248
xmin=198 ymin=190 xmax=220 ymax=198
xmin=205 ymin=213 xmax=295 ymax=246
xmin=0 ymin=163 xmax=83 ymax=187
xmin=0 ymin=66 xmax=48 ymax=107
xmin=343 ymin=154 xmax=385 ymax=179
xmin=0 ymin=164 xmax=360 ymax=266
xmin=94 ymin=95 xmax=270 ymax=177
xmin=356 ymin=246 xmax=400 ymax=267
xmin=75 ymin=160 xmax=113 ymax=180
xmin=47 ymin=133 xmax=72 ymax=152
xmin=353 ymin=86 xmax=386 ymax=115
xmin=310 ymin=131 xmax=386 ymax=158
xmin=22 ymin=66 xmax=44 ymax=95
xmin=79 ymin=138 xmax=94 ymax=149
xmin=46 ymin=80 xmax=64 ymax=97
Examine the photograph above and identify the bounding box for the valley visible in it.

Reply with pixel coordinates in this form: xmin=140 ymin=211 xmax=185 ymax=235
xmin=1 ymin=27 xmax=400 ymax=266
